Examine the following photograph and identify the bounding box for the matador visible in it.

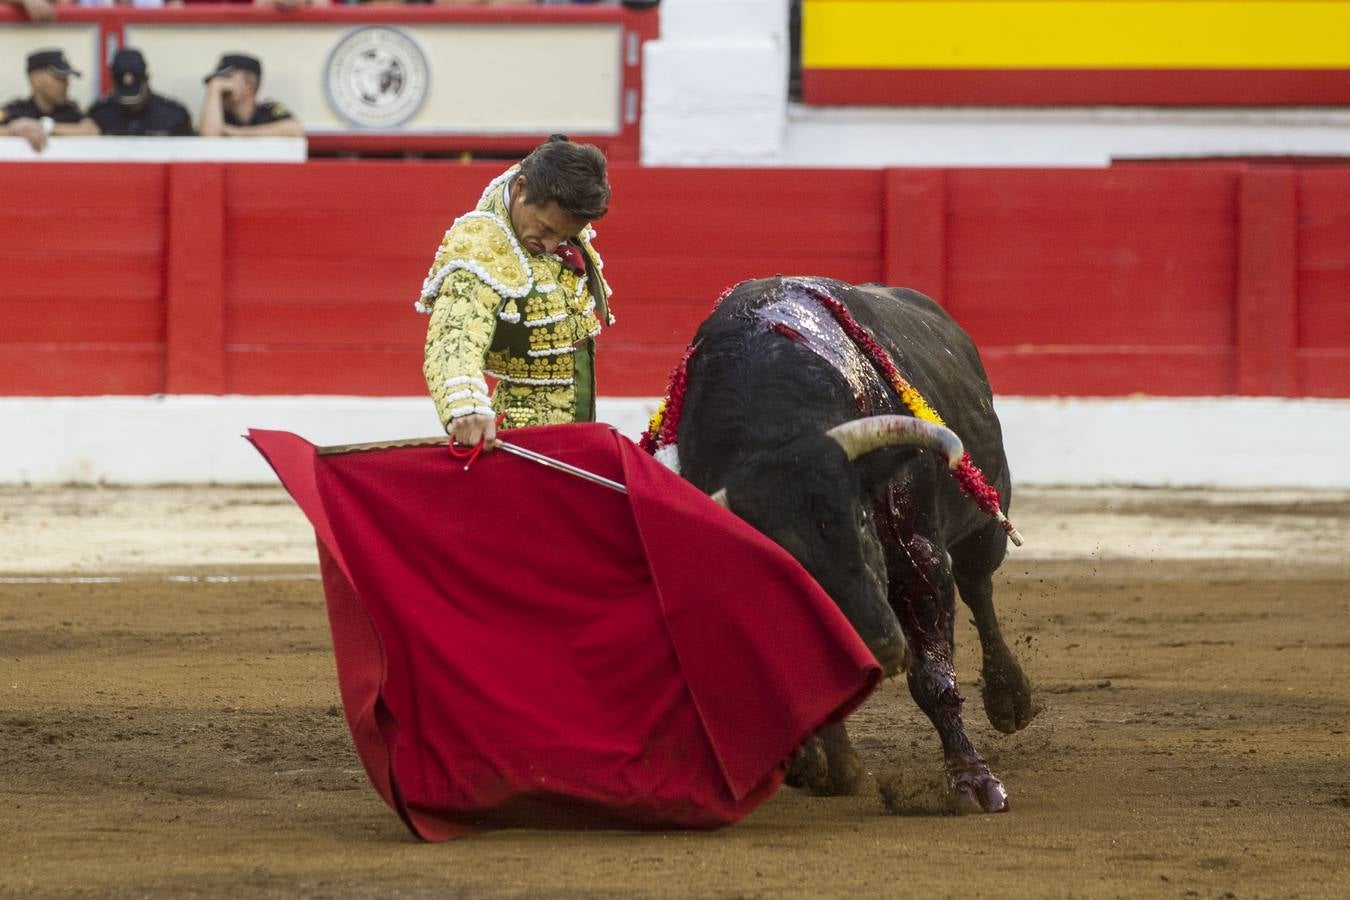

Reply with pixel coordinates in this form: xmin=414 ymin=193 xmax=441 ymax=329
xmin=418 ymin=139 xmax=613 ymax=448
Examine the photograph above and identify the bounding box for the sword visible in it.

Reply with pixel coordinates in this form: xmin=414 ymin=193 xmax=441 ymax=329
xmin=495 ymin=441 xmax=627 ymax=494
xmin=316 ymin=436 xmax=628 ymax=494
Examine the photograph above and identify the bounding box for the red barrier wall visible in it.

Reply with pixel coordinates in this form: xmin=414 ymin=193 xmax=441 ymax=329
xmin=2 ymin=162 xmax=1348 ymax=399
xmin=1 ymin=165 xmax=168 ymax=394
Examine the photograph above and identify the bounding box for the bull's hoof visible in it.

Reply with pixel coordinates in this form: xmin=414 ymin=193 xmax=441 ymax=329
xmin=981 ymin=661 xmax=1038 ymax=734
xmin=785 ymin=735 xmax=864 ymax=796
xmin=947 ymin=762 xmax=1010 ymax=814
xmin=785 ymin=737 xmax=828 ymax=793
xmin=818 ymin=741 xmax=864 ymax=796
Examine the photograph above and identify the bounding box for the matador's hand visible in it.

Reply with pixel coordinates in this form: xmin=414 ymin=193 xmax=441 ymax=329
xmin=450 ymin=412 xmax=498 ymax=452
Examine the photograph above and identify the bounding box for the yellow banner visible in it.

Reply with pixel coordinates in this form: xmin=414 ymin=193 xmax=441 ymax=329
xmin=803 ymin=1 xmax=1350 ymax=69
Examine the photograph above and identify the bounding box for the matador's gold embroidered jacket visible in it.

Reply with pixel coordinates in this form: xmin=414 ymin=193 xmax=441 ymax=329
xmin=418 ymin=166 xmax=613 ymax=431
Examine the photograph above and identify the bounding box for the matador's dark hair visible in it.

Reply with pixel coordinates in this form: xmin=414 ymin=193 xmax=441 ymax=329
xmin=517 ymin=134 xmax=611 ymax=221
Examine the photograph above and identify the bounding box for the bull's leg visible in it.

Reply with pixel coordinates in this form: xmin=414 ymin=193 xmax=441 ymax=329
xmin=887 ymin=532 xmax=1009 ymax=814
xmin=785 ymin=722 xmax=864 ymax=796
xmin=785 ymin=735 xmax=828 ymax=793
xmin=817 ymin=722 xmax=864 ymax=795
xmin=952 ymin=559 xmax=1037 ymax=735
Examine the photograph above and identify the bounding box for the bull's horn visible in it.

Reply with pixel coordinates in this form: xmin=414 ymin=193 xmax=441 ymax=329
xmin=709 ymin=487 xmax=730 ymax=507
xmin=825 ymin=415 xmax=964 ymax=469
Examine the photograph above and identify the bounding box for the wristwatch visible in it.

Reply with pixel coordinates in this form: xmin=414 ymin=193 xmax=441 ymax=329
xmin=40 ymin=116 xmax=55 ymax=136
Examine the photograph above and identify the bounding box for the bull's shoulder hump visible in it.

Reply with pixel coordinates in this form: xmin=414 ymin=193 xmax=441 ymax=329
xmin=855 ymin=283 xmax=945 ymax=314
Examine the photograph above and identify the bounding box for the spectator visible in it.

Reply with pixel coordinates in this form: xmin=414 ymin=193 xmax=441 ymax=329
xmin=174 ymin=0 xmax=327 ymax=7
xmin=1 ymin=0 xmax=67 ymax=22
xmin=198 ymin=53 xmax=303 ymax=138
xmin=89 ymin=48 xmax=194 ymax=136
xmin=171 ymin=0 xmax=325 ymax=7
xmin=332 ymin=1 xmax=533 ymax=6
xmin=0 ymin=49 xmax=98 ymax=152
xmin=539 ymin=1 xmax=661 ymax=7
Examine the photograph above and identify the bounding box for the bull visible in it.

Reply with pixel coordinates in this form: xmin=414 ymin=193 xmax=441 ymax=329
xmin=653 ymin=276 xmax=1036 ymax=813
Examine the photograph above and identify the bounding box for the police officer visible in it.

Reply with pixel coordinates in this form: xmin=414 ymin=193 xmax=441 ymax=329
xmin=198 ymin=53 xmax=303 ymax=138
xmin=0 ymin=49 xmax=99 ymax=152
xmin=89 ymin=48 xmax=194 ymax=137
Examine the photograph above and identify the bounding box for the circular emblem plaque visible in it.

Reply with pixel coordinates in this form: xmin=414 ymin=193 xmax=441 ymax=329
xmin=325 ymin=27 xmax=430 ymax=129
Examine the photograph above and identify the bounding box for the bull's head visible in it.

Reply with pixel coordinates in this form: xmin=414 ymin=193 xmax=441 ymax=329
xmin=707 ymin=416 xmax=963 ymax=678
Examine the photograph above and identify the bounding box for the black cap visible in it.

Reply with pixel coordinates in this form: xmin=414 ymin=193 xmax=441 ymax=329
xmin=203 ymin=53 xmax=262 ymax=84
xmin=112 ymin=49 xmax=150 ymax=104
xmin=26 ymin=49 xmax=82 ymax=78
xmin=112 ymin=48 xmax=147 ymax=78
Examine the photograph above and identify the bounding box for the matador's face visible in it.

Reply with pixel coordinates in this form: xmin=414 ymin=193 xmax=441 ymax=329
xmin=509 ymin=175 xmax=588 ymax=257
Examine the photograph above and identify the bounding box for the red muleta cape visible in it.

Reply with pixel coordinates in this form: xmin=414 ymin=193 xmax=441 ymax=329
xmin=248 ymin=423 xmax=880 ymax=840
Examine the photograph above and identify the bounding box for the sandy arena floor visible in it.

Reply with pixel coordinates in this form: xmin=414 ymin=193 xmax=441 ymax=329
xmin=2 ymin=485 xmax=1349 ymax=898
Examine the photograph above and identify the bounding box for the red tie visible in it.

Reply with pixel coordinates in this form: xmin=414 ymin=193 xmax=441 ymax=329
xmin=555 ymin=243 xmax=586 ymax=275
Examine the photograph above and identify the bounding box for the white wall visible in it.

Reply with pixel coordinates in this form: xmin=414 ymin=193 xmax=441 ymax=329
xmin=641 ymin=0 xmax=789 ymax=165
xmin=3 ymin=396 xmax=1348 ymax=487
xmin=780 ymin=105 xmax=1350 ymax=169
xmin=0 ymin=136 xmax=306 ymax=162
xmin=993 ymin=397 xmax=1350 ymax=489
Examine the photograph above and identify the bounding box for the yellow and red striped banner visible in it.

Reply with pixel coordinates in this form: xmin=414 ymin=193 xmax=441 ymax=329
xmin=802 ymin=0 xmax=1350 ymax=105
